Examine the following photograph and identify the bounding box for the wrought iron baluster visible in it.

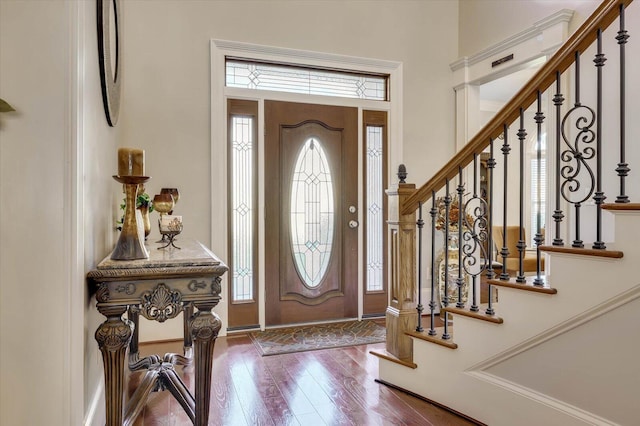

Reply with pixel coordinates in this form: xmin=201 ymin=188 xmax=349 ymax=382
xmin=429 ymin=191 xmax=437 ymax=336
xmin=534 ymin=91 xmax=545 ymax=286
xmin=561 ymin=52 xmax=596 ymax=249
xmin=416 ymin=202 xmax=424 ymax=332
xmin=553 ymin=71 xmax=565 ymax=246
xmin=442 ymin=181 xmax=451 ymax=341
xmin=516 ymin=109 xmax=527 ymax=283
xmin=593 ymin=29 xmax=606 ymax=250
xmin=486 ymin=139 xmax=496 ymax=316
xmin=500 ymin=124 xmax=511 ymax=280
xmin=462 ymin=154 xmax=488 ymax=313
xmin=616 ymin=4 xmax=630 ymax=203
xmin=456 ymin=167 xmax=465 ymax=308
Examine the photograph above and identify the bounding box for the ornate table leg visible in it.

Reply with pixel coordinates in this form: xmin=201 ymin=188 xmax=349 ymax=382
xmin=189 ymin=303 xmax=222 ymax=426
xmin=95 ymin=305 xmax=134 ymax=426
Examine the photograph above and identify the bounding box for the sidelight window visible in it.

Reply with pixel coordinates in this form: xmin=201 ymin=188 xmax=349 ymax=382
xmin=364 ymin=111 xmax=388 ymax=295
xmin=228 ymin=100 xmax=258 ymax=304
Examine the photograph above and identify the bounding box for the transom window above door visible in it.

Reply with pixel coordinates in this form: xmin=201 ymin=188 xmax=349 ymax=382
xmin=225 ymin=58 xmax=389 ymax=101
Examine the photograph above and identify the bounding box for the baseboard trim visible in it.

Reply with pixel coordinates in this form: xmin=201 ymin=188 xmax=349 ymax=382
xmin=466 ymin=371 xmax=618 ymax=426
xmin=375 ymin=379 xmax=487 ymax=426
xmin=227 ymin=324 xmax=261 ymax=332
xmin=139 ymin=337 xmax=183 ymax=346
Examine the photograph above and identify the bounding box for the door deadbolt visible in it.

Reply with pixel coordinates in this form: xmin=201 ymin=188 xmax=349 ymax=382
xmin=348 ymin=205 xmax=357 ymax=214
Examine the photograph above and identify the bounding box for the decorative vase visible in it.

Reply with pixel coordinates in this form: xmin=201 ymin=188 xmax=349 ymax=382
xmin=111 ymin=178 xmax=149 ymax=260
xmin=437 ymin=231 xmax=469 ymax=308
xmin=138 ymin=206 xmax=151 ymax=239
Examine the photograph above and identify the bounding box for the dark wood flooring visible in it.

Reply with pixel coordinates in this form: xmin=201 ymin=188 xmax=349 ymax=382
xmin=129 ymin=334 xmax=476 ymax=426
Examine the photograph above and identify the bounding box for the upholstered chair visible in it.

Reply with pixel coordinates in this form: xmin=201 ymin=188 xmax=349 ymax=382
xmin=492 ymin=226 xmax=545 ymax=275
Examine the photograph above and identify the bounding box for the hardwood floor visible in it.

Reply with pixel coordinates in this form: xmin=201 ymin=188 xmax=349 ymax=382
xmin=129 ymin=335 xmax=476 ymax=426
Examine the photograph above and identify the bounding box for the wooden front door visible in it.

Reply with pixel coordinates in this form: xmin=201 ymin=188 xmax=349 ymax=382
xmin=265 ymin=101 xmax=358 ymax=326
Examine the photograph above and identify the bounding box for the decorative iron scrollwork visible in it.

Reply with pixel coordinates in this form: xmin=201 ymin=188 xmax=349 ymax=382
xmin=461 ymin=196 xmax=489 ymax=285
xmin=560 ymin=104 xmax=596 ymax=205
xmin=140 ymin=283 xmax=183 ymax=322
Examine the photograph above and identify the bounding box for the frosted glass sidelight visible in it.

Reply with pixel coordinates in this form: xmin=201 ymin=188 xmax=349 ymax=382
xmin=231 ymin=116 xmax=254 ymax=301
xmin=290 ymin=138 xmax=334 ymax=288
xmin=366 ymin=126 xmax=384 ymax=292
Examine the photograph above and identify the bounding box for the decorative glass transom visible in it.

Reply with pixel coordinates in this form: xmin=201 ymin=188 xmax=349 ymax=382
xmin=226 ymin=59 xmax=388 ymax=101
xmin=290 ymin=138 xmax=335 ymax=288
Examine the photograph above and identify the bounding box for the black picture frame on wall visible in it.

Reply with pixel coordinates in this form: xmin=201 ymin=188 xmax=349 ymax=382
xmin=97 ymin=0 xmax=121 ymax=127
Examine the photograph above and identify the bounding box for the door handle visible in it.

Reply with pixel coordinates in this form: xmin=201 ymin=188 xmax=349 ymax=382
xmin=349 ymin=220 xmax=359 ymax=229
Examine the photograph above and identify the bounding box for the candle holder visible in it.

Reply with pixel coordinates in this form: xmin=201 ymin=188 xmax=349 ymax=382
xmin=111 ymin=175 xmax=150 ymax=260
xmin=158 ymin=222 xmax=183 ymax=250
xmin=160 ymin=188 xmax=180 ymax=214
xmin=153 ymin=193 xmax=174 ymax=242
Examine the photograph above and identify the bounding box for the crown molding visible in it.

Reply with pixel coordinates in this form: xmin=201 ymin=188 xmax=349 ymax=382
xmin=451 ymin=9 xmax=574 ymax=72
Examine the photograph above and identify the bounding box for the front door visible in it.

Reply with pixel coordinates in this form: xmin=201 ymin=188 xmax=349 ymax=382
xmin=265 ymin=101 xmax=358 ymax=326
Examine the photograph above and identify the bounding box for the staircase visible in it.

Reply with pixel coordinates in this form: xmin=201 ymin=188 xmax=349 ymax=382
xmin=378 ymin=206 xmax=640 ymax=425
xmin=373 ymin=1 xmax=640 ymax=424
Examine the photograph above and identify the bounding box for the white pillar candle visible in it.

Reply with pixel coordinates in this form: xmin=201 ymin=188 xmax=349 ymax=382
xmin=160 ymin=215 xmax=183 ymax=232
xmin=118 ymin=147 xmax=145 ymax=176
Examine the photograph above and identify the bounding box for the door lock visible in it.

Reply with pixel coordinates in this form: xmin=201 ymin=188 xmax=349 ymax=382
xmin=349 ymin=220 xmax=359 ymax=229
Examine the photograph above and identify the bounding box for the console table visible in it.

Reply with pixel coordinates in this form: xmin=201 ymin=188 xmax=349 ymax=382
xmin=87 ymin=238 xmax=227 ymax=426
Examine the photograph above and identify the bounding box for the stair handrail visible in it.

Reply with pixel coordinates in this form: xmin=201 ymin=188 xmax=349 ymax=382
xmin=401 ymin=0 xmax=633 ymax=216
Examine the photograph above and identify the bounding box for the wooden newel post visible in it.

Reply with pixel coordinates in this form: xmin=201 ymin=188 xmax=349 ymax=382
xmin=385 ymin=166 xmax=418 ymax=361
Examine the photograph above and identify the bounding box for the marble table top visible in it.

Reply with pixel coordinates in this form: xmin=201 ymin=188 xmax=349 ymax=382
xmin=88 ymin=238 xmax=227 ymax=282
xmin=96 ymin=238 xmax=221 ymax=269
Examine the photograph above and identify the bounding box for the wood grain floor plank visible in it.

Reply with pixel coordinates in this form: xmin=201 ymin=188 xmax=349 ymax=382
xmin=127 ymin=333 xmax=476 ymax=426
xmin=311 ymin=348 xmax=427 ymax=425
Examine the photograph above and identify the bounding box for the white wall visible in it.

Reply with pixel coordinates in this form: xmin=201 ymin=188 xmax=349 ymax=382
xmin=1 ymin=1 xmax=119 ymax=424
xmin=119 ymin=0 xmax=459 ymax=339
xmin=1 ymin=2 xmax=72 ymax=424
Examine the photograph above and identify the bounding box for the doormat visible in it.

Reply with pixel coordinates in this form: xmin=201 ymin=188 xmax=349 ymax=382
xmin=248 ymin=320 xmax=386 ymax=356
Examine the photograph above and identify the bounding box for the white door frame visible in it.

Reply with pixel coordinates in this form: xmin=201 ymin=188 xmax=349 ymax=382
xmin=210 ymin=40 xmax=402 ymax=333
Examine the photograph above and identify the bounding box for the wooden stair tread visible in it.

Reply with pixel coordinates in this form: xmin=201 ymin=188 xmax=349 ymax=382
xmin=539 ymin=245 xmax=623 ymax=258
xmin=487 ymin=276 xmax=557 ymax=294
xmin=405 ymin=329 xmax=458 ymax=349
xmin=602 ymin=203 xmax=640 ymax=211
xmin=443 ymin=306 xmax=504 ymax=324
xmin=369 ymin=350 xmax=417 ymax=369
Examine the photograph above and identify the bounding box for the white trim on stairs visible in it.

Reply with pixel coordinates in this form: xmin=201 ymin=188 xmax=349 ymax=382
xmin=466 ymin=372 xmax=620 ymax=426
xmin=467 ymin=282 xmax=640 ymax=371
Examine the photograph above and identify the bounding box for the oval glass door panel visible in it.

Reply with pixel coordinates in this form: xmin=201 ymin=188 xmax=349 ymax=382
xmin=290 ymin=138 xmax=335 ymax=288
